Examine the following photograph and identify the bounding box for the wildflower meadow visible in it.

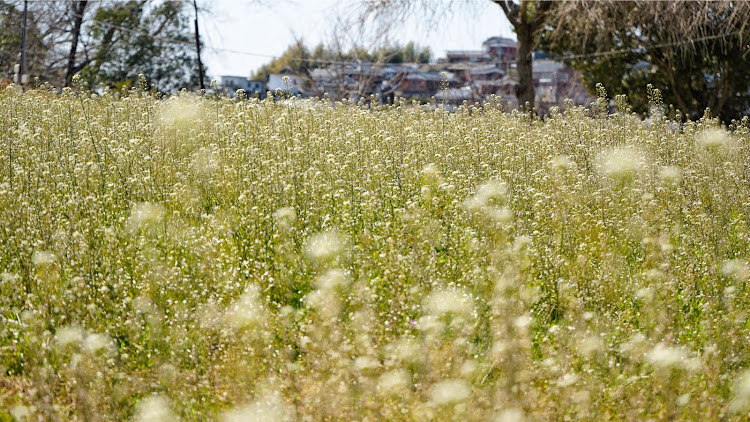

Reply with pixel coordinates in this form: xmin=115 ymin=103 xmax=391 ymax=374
xmin=2 ymin=83 xmax=750 ymax=421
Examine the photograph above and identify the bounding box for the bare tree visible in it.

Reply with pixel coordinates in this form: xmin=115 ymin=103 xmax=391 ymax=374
xmin=299 ymin=12 xmax=430 ymax=102
xmin=543 ymin=0 xmax=750 ymax=121
xmin=356 ymin=0 xmax=555 ymax=110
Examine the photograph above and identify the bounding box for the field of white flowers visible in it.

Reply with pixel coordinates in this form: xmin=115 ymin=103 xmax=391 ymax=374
xmin=1 ymin=84 xmax=750 ymax=421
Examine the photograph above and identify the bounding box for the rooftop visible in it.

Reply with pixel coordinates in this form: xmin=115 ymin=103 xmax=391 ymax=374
xmin=483 ymin=36 xmax=517 ymax=48
xmin=446 ymin=50 xmax=490 ymax=57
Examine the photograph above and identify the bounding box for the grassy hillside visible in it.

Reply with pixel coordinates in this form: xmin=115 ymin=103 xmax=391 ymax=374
xmin=1 ymin=85 xmax=750 ymax=420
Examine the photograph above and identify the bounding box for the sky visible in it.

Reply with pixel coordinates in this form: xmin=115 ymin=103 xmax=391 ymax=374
xmin=199 ymin=0 xmax=515 ymax=79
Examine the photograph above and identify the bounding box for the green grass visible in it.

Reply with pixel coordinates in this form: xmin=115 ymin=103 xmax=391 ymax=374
xmin=1 ymin=85 xmax=750 ymax=420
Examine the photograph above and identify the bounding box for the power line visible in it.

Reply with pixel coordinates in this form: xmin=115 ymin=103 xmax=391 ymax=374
xmin=58 ymin=5 xmax=750 ymax=71
xmin=90 ymin=19 xmax=750 ymax=67
xmin=557 ymin=31 xmax=749 ymax=61
xmin=67 ymin=8 xmax=406 ymax=67
xmin=207 ymin=30 xmax=750 ymax=69
xmin=68 ymin=12 xmax=433 ymax=68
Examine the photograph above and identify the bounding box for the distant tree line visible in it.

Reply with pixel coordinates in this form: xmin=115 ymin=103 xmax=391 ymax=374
xmin=250 ymin=40 xmax=431 ymax=83
xmin=0 ymin=0 xmax=202 ymax=92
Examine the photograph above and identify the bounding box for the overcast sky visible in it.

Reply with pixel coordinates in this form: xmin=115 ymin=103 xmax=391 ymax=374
xmin=199 ymin=0 xmax=515 ymax=79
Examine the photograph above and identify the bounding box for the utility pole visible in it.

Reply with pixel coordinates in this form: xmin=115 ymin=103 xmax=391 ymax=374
xmin=193 ymin=0 xmax=205 ymax=91
xmin=18 ymin=0 xmax=28 ymax=87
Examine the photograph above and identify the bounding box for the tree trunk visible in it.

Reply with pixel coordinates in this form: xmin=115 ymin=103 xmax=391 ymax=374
xmin=515 ymin=20 xmax=535 ymax=110
xmin=65 ymin=1 xmax=87 ymax=87
xmin=495 ymin=0 xmax=545 ymax=111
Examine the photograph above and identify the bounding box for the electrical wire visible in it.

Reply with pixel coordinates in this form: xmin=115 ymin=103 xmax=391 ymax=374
xmin=60 ymin=5 xmax=750 ymax=68
xmin=558 ymin=31 xmax=749 ymax=61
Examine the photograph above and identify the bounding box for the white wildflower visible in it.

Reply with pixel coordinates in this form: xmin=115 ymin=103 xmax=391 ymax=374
xmin=725 ymin=286 xmax=738 ymax=300
xmin=677 ymin=393 xmax=690 ymax=407
xmin=384 ymin=338 xmax=423 ymax=366
xmin=595 ymin=147 xmax=647 ymax=183
xmin=221 ymin=393 xmax=292 ymax=422
xmin=135 ymin=395 xmax=176 ymax=422
xmin=514 ymin=314 xmax=533 ymax=330
xmin=730 ymin=370 xmax=750 ymax=413
xmin=512 ymin=235 xmax=532 ymax=254
xmin=548 ymin=155 xmax=576 ymax=173
xmin=430 ymin=379 xmax=471 ymax=405
xmin=579 ymin=335 xmax=603 ymax=357
xmin=460 ymin=360 xmax=477 ymax=378
xmin=696 ymin=127 xmax=731 ymax=152
xmin=476 ymin=180 xmax=507 ymax=204
xmin=424 ymin=287 xmax=473 ymax=317
xmin=657 ymin=166 xmax=682 ymax=185
xmin=420 ymin=163 xmax=442 ymax=186
xmin=486 ymin=206 xmax=514 ymax=224
xmin=556 ymin=373 xmax=579 ymax=388
xmin=464 ymin=179 xmax=507 ymax=211
xmin=10 ymin=405 xmax=32 ymax=421
xmin=635 ymin=287 xmax=654 ymax=303
xmin=55 ymin=326 xmax=84 ymax=348
xmin=83 ymin=332 xmax=115 ymax=356
xmin=646 ymin=342 xmax=700 ymax=371
xmin=1 ymin=272 xmax=19 ymax=283
xmin=722 ymin=259 xmax=750 ymax=281
xmin=377 ymin=369 xmax=410 ymax=395
xmin=314 ymin=268 xmax=349 ymax=292
xmin=646 ymin=342 xmax=685 ymax=368
xmin=644 ymin=269 xmax=664 ymax=282
xmin=225 ymin=284 xmax=264 ymax=328
xmin=128 ymin=202 xmax=165 ymax=232
xmin=354 ymin=356 xmax=380 ymax=374
xmin=495 ymin=408 xmax=526 ymax=422
xmin=190 ymin=149 xmax=220 ymax=177
xmin=416 ymin=314 xmax=445 ymax=334
xmin=31 ymin=251 xmax=55 ymax=266
xmin=619 ymin=332 xmax=647 ymax=356
xmin=303 ymin=231 xmax=344 ymax=264
xmin=273 ymin=207 xmax=296 ymax=228
xmin=304 ymin=288 xmax=340 ymax=319
xmin=159 ymin=97 xmax=201 ymax=130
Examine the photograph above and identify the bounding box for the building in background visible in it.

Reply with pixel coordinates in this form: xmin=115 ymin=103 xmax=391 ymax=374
xmin=268 ymin=67 xmax=306 ymax=96
xmin=219 ymin=75 xmax=265 ymax=97
xmin=483 ymin=36 xmax=517 ymax=62
xmin=232 ymin=36 xmax=592 ymax=109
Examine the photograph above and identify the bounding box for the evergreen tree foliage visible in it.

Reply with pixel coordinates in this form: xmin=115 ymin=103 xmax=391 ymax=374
xmin=0 ymin=0 xmax=203 ymax=92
